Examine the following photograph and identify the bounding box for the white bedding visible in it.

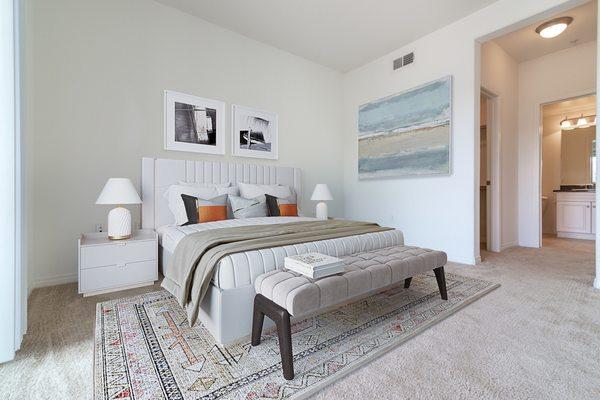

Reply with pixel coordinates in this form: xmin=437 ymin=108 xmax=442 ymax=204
xmin=157 ymin=217 xmax=405 ymax=291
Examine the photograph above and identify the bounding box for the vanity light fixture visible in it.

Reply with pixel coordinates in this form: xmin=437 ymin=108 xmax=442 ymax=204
xmin=560 ymin=114 xmax=596 ymax=130
xmin=560 ymin=116 xmax=572 ymax=130
xmin=535 ymin=17 xmax=573 ymax=39
xmin=577 ymin=114 xmax=588 ymax=127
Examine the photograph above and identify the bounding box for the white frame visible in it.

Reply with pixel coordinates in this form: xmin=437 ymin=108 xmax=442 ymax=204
xmin=536 ymin=90 xmax=596 ymax=248
xmin=231 ymin=104 xmax=278 ymax=160
xmin=164 ymin=90 xmax=225 ymax=155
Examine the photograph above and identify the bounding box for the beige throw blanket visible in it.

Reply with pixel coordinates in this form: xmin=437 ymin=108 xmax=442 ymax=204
xmin=162 ymin=219 xmax=392 ymax=325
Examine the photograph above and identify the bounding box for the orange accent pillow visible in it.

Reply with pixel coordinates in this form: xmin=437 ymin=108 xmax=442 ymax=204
xmin=278 ymin=204 xmax=298 ymax=217
xmin=198 ymin=205 xmax=227 ymax=222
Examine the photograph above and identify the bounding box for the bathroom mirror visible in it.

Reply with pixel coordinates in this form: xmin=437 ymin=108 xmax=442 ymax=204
xmin=560 ymin=126 xmax=596 ymax=185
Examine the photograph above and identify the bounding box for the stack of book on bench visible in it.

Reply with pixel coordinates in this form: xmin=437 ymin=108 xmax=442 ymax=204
xmin=284 ymin=252 xmax=345 ymax=279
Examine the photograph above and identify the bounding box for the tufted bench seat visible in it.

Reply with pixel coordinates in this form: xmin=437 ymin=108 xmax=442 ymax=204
xmin=251 ymin=244 xmax=448 ymax=380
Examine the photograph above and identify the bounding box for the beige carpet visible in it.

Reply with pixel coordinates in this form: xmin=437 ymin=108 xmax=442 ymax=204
xmin=1 ymin=237 xmax=600 ymax=399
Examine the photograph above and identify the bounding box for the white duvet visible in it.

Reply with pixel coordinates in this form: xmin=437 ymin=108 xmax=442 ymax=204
xmin=157 ymin=217 xmax=405 ymax=290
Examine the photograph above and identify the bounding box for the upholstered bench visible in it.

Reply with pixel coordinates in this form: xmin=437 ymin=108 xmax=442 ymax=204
xmin=251 ymin=244 xmax=448 ymax=380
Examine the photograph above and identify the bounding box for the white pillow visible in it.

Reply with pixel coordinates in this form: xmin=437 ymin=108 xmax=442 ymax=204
xmin=178 ymin=181 xmax=231 ymax=188
xmin=165 ymin=185 xmax=219 ymax=225
xmin=217 ymin=186 xmax=239 ymax=196
xmin=238 ymin=182 xmax=293 ymax=199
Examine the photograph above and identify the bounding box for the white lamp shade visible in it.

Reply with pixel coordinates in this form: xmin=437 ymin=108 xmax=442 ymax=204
xmin=311 ymin=184 xmax=333 ymax=201
xmin=96 ymin=178 xmax=142 ymax=205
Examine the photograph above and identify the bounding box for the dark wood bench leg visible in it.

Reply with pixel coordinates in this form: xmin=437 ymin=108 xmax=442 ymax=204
xmin=276 ymin=310 xmax=294 ymax=380
xmin=251 ymin=294 xmax=295 ymax=380
xmin=433 ymin=266 xmax=448 ymax=300
xmin=404 ymin=277 xmax=412 ymax=288
xmin=251 ymin=295 xmax=265 ymax=346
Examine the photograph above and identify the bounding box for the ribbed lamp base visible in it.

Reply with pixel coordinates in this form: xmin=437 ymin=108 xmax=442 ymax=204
xmin=107 ymin=207 xmax=132 ymax=240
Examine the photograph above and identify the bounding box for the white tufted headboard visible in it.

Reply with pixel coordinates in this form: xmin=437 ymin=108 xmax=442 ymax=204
xmin=141 ymin=157 xmax=302 ymax=229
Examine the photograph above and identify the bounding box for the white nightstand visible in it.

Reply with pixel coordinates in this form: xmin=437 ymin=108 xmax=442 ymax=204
xmin=78 ymin=229 xmax=158 ymax=297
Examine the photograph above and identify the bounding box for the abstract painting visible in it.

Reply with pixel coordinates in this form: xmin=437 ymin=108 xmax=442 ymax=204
xmin=232 ymin=105 xmax=278 ymax=159
xmin=358 ymin=76 xmax=451 ymax=179
xmin=164 ymin=91 xmax=225 ymax=154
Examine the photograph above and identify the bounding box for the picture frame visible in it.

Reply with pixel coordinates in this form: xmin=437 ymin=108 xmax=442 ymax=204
xmin=164 ymin=90 xmax=225 ymax=155
xmin=232 ymin=104 xmax=278 ymax=160
xmin=357 ymin=76 xmax=452 ymax=179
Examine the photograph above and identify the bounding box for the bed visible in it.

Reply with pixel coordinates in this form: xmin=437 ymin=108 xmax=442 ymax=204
xmin=142 ymin=157 xmax=404 ymax=345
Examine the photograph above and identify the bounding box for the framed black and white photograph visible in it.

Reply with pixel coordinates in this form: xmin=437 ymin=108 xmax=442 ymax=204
xmin=164 ymin=90 xmax=225 ymax=155
xmin=232 ymin=105 xmax=278 ymax=160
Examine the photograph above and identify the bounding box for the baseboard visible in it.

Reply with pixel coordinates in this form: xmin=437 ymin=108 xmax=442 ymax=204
xmin=500 ymin=241 xmax=517 ymax=251
xmin=447 ymin=254 xmax=477 ymax=266
xmin=31 ymin=273 xmax=77 ymax=289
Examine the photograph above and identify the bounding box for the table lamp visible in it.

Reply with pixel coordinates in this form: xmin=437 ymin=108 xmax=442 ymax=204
xmin=311 ymin=184 xmax=333 ymax=220
xmin=96 ymin=178 xmax=142 ymax=240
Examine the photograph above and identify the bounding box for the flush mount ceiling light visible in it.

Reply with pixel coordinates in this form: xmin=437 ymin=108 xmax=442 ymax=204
xmin=535 ymin=17 xmax=573 ymax=39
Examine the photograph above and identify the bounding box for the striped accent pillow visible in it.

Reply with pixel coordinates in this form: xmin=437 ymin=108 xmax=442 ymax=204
xmin=181 ymin=194 xmax=228 ymax=224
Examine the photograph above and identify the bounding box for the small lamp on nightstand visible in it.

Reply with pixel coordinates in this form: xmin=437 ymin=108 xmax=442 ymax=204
xmin=96 ymin=178 xmax=142 ymax=240
xmin=311 ymin=184 xmax=333 ymax=220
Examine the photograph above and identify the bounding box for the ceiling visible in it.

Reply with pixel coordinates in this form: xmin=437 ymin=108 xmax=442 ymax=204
xmin=494 ymin=1 xmax=597 ymax=63
xmin=543 ymin=94 xmax=596 ymax=117
xmin=153 ymin=0 xmax=498 ymax=72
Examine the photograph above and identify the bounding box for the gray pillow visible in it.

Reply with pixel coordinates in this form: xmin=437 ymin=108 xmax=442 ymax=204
xmin=228 ymin=195 xmax=268 ymax=219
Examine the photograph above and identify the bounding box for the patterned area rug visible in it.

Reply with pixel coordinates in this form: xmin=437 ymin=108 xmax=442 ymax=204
xmin=94 ymin=273 xmax=498 ymax=399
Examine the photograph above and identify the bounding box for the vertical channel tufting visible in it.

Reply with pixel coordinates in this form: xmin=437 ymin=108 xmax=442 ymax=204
xmin=185 ymin=160 xmax=195 ymax=182
xmin=213 ymin=162 xmax=219 ymax=183
xmin=234 ymin=164 xmax=242 ymax=185
xmin=220 ymin=162 xmax=228 ymax=184
xmin=242 ymin=164 xmax=249 ymax=183
xmin=229 ymin=164 xmax=236 ymax=185
xmin=256 ymin=165 xmax=264 ymax=184
xmin=198 ymin=161 xmax=205 ymax=183
xmin=249 ymin=164 xmax=257 ymax=183
xmin=269 ymin=166 xmax=276 ymax=185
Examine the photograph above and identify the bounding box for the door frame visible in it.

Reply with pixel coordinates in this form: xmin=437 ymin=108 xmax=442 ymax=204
xmin=480 ymin=88 xmax=501 ymax=253
xmin=537 ymin=90 xmax=596 ymax=247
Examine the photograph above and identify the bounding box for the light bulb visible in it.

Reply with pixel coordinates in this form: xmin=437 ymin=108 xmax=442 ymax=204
xmin=539 ymin=23 xmax=568 ymax=38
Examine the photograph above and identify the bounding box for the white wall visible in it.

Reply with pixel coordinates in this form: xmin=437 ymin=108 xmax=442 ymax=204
xmin=342 ymin=0 xmax=582 ymax=265
xmin=24 ymin=0 xmax=344 ymax=288
xmin=481 ymin=41 xmax=519 ymax=250
xmin=518 ymin=41 xmax=597 ymax=247
xmin=0 ymin=0 xmax=18 ymax=363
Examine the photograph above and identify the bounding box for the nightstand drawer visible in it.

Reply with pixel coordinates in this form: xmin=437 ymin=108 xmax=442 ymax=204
xmin=79 ymin=260 xmax=157 ymax=293
xmin=80 ymin=240 xmax=156 ymax=269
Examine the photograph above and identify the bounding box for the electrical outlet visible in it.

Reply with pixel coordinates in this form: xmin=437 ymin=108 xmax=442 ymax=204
xmin=95 ymin=224 xmax=103 ymax=233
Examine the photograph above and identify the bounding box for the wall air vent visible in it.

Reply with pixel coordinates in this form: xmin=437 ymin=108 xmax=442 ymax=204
xmin=393 ymin=52 xmax=414 ymax=70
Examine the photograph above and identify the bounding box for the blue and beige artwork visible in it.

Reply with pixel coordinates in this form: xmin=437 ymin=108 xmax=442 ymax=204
xmin=358 ymin=76 xmax=451 ymax=179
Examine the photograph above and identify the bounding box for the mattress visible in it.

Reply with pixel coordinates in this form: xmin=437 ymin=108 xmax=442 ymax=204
xmin=157 ymin=217 xmax=405 ymax=290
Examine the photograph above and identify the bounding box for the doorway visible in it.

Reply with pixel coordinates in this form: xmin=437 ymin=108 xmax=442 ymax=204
xmin=479 ymin=89 xmax=501 ymax=255
xmin=540 ymin=94 xmax=597 ymax=244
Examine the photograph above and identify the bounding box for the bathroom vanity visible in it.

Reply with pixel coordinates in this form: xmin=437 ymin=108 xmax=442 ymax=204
xmin=556 ymin=191 xmax=596 ymax=240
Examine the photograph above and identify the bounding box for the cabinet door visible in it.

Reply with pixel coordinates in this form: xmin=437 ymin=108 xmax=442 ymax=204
xmin=592 ymin=202 xmax=596 ymax=235
xmin=557 ymin=201 xmax=592 ymax=233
